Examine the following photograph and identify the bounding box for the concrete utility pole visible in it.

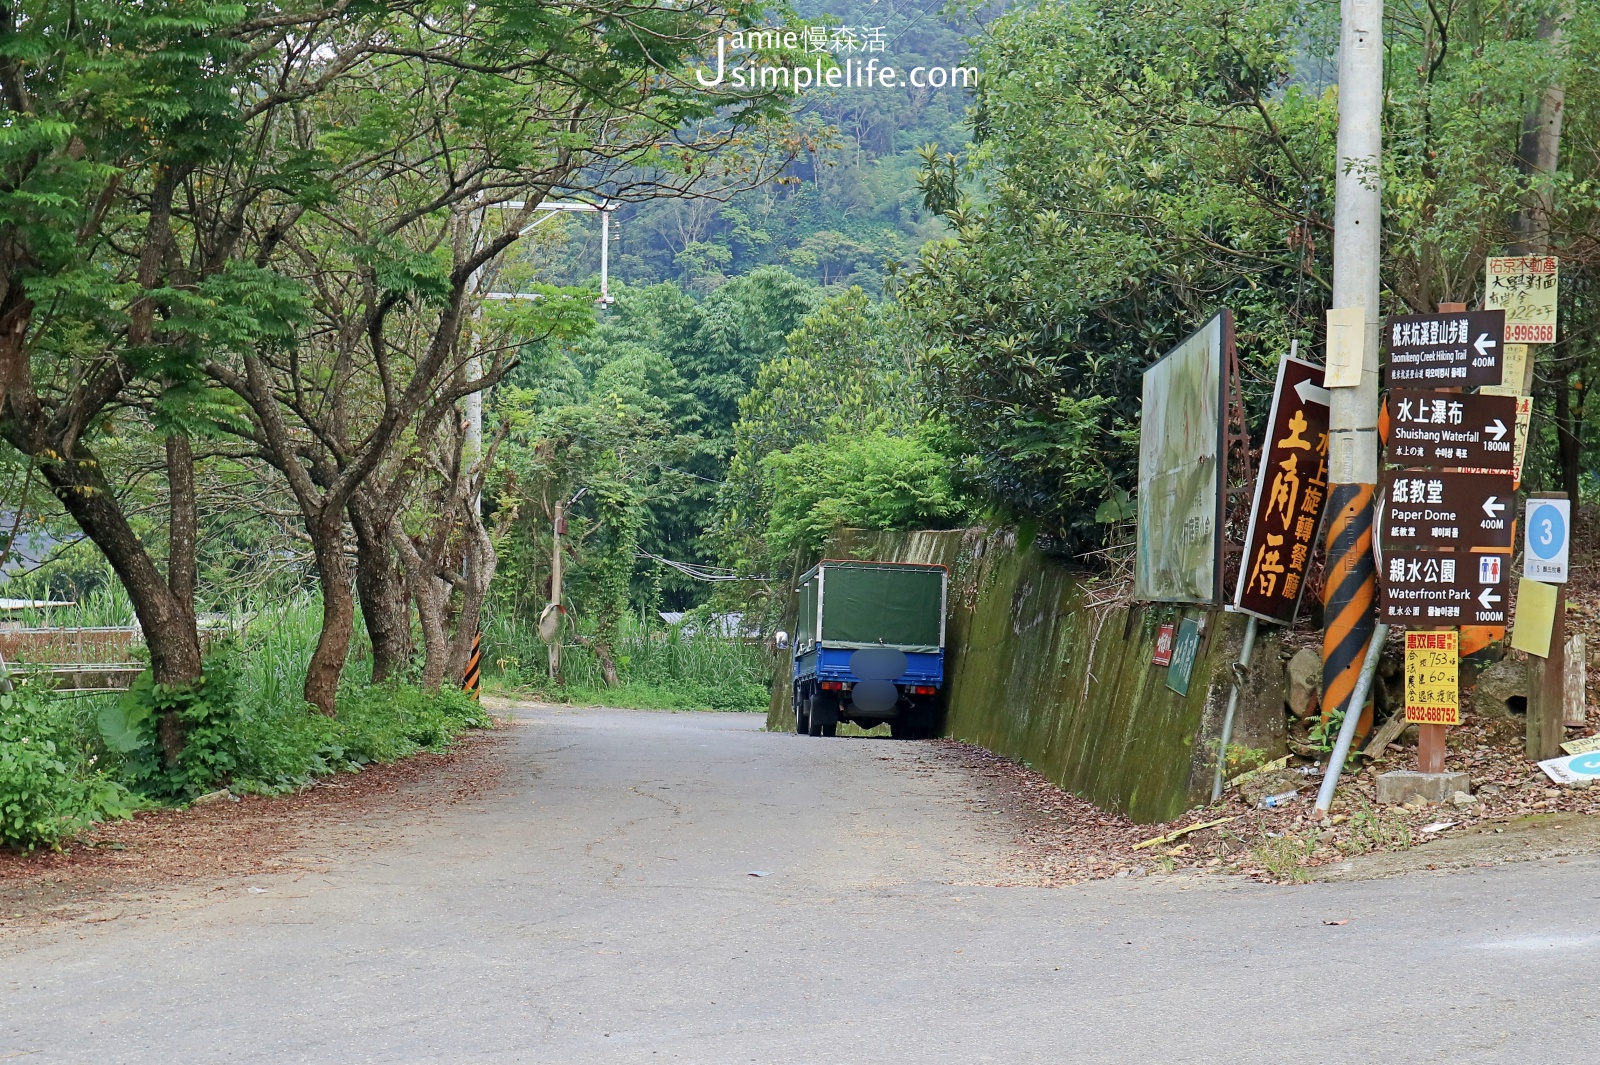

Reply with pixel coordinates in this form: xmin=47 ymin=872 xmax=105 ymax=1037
xmin=1321 ymin=0 xmax=1385 ymax=755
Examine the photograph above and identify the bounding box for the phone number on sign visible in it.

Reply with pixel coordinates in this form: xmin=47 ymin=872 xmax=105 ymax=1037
xmin=1405 ymin=705 xmax=1461 ymax=725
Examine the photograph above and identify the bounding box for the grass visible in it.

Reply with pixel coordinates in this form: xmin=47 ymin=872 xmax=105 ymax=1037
xmin=483 ymin=610 xmax=771 ymax=712
xmin=0 ymin=594 xmax=490 ymax=849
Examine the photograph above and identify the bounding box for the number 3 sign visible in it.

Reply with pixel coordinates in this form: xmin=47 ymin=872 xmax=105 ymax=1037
xmin=1525 ymin=497 xmax=1570 ymax=583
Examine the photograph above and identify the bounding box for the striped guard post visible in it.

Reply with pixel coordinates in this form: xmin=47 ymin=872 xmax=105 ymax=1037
xmin=462 ymin=629 xmax=482 ymax=701
xmin=1321 ymin=483 xmax=1376 ymax=742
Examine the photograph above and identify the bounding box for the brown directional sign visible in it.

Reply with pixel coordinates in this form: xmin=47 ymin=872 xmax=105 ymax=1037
xmin=1380 ymin=549 xmax=1508 ymax=627
xmin=1233 ymin=355 xmax=1330 ymax=623
xmin=1384 ymin=389 xmax=1518 ymax=471
xmin=1384 ymin=309 xmax=1505 ymax=387
xmin=1378 ymin=471 xmax=1515 ymax=552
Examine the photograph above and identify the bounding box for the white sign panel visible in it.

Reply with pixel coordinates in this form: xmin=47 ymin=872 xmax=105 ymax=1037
xmin=1524 ymin=498 xmax=1571 ymax=584
xmin=1537 ymin=752 xmax=1600 ymax=785
xmin=1135 ymin=312 xmax=1228 ymax=604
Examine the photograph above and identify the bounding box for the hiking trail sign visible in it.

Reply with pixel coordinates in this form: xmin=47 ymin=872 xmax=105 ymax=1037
xmin=1383 ymin=310 xmax=1504 ymax=388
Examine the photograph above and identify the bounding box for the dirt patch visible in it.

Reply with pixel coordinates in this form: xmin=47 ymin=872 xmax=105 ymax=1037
xmin=923 ymin=730 xmax=1600 ymax=886
xmin=0 ymin=724 xmax=509 ymax=931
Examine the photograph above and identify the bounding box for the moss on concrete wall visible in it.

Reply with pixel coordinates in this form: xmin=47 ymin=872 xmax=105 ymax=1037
xmin=767 ymin=528 xmax=1287 ymax=824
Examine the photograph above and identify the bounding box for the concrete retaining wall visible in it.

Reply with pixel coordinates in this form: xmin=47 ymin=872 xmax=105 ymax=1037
xmin=766 ymin=528 xmax=1288 ymax=824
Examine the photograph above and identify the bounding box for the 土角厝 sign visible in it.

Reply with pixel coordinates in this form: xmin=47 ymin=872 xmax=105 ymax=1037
xmin=1233 ymin=355 xmax=1330 ymax=623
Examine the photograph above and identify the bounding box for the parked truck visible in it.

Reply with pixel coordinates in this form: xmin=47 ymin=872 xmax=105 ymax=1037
xmin=791 ymin=559 xmax=947 ymax=739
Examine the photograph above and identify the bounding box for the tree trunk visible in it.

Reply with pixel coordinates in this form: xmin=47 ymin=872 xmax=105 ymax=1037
xmin=166 ymin=434 xmax=198 ymax=621
xmin=303 ymin=510 xmax=354 ymax=715
xmin=443 ymin=517 xmax=497 ymax=685
xmin=595 ymin=643 xmax=619 ymax=687
xmin=29 ymin=440 xmax=201 ymax=762
xmin=349 ymin=498 xmax=412 ymax=682
xmin=1556 ymin=359 xmax=1582 ymax=504
xmin=395 ymin=530 xmax=451 ymax=691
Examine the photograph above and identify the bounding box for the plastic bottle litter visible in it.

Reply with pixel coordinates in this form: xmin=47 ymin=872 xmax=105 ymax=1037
xmin=1258 ymin=789 xmax=1300 ymax=809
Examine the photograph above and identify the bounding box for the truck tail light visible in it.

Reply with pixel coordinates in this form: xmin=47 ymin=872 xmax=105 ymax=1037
xmin=821 ymin=681 xmax=846 ymax=691
xmin=910 ymin=685 xmax=937 ymax=695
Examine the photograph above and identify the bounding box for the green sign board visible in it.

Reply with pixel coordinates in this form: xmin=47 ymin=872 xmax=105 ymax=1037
xmin=1165 ymin=617 xmax=1201 ymax=696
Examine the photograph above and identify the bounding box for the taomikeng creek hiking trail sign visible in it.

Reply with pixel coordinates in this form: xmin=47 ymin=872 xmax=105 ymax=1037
xmin=1383 ymin=309 xmax=1505 ymax=388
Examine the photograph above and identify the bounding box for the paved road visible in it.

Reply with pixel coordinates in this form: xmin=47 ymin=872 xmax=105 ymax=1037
xmin=6 ymin=706 xmax=1600 ymax=1063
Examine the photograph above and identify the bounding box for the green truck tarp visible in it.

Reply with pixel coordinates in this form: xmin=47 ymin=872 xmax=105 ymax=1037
xmin=811 ymin=561 xmax=945 ymax=652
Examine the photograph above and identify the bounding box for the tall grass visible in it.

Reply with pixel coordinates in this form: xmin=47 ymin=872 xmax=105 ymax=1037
xmin=483 ymin=610 xmax=771 ymax=711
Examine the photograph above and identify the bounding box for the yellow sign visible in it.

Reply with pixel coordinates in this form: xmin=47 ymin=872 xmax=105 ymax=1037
xmin=1325 ymin=307 xmax=1366 ymax=387
xmin=1511 ymin=577 xmax=1558 ymax=658
xmin=1560 ymin=735 xmax=1600 ymax=757
xmin=1486 ymin=256 xmax=1558 ymax=344
xmin=1406 ymin=630 xmax=1459 ymax=725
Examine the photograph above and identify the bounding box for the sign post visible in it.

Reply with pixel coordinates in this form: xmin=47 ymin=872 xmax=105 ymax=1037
xmin=1525 ymin=494 xmax=1570 ymax=760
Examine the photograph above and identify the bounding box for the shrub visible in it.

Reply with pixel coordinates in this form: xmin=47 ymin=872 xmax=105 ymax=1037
xmin=0 ymin=686 xmax=131 ymax=851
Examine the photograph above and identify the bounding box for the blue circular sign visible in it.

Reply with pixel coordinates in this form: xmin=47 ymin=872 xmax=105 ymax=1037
xmin=1530 ymin=504 xmax=1566 ymax=561
xmin=1569 ymin=753 xmax=1600 ymax=777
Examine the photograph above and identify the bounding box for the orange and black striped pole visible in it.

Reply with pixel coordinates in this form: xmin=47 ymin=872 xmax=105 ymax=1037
xmin=462 ymin=628 xmax=482 ymax=701
xmin=1321 ymin=485 xmax=1377 ymax=741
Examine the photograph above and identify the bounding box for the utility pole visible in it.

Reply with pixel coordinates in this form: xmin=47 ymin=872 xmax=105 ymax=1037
xmin=1321 ymin=0 xmax=1385 ymax=755
xmin=549 ymin=500 xmax=564 ymax=683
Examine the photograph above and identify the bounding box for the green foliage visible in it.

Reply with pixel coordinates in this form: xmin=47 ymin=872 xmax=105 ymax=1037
xmin=761 ymin=429 xmax=969 ymax=554
xmin=485 ymin=612 xmax=770 ymax=712
xmin=0 ymin=686 xmax=132 ymax=851
xmin=98 ymin=649 xmax=247 ymax=800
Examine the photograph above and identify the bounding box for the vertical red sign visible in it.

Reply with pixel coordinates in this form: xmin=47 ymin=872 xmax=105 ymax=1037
xmin=1153 ymin=623 xmax=1175 ymax=666
xmin=1233 ymin=355 xmax=1333 ymax=623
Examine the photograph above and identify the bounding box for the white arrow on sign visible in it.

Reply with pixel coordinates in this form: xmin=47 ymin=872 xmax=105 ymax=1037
xmin=1486 ymin=419 xmax=1508 ymax=441
xmin=1295 ymin=379 xmax=1331 ymax=407
xmin=1482 ymin=496 xmax=1506 ymax=518
xmin=1474 ymin=333 xmax=1498 ymax=358
xmin=1479 ymin=587 xmax=1501 ymax=610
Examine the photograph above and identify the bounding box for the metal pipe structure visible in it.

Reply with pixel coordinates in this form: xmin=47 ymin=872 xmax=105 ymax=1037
xmin=1314 ymin=622 xmax=1390 ymax=816
xmin=1321 ymin=0 xmax=1384 ymax=749
xmin=1211 ymin=616 xmax=1260 ymax=802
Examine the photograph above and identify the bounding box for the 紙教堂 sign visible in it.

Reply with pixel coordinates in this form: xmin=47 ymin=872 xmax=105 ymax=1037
xmin=1384 ymin=389 xmax=1518 ymax=471
xmin=1378 ymin=471 xmax=1515 ymax=552
xmin=1405 ymin=630 xmax=1460 ymax=726
xmin=1233 ymin=355 xmax=1330 ymax=623
xmin=1380 ymin=549 xmax=1507 ymax=626
xmin=1383 ymin=310 xmax=1505 ymax=387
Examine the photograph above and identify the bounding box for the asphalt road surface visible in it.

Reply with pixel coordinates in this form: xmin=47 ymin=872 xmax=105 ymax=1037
xmin=6 ymin=706 xmax=1600 ymax=1063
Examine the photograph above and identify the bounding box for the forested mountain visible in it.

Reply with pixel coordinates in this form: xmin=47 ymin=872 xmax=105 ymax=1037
xmin=536 ymin=0 xmax=977 ymax=294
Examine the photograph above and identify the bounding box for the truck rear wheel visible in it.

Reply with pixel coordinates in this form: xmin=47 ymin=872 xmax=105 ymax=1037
xmin=808 ymin=694 xmax=838 ymax=737
xmin=794 ymin=693 xmax=810 ymax=735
